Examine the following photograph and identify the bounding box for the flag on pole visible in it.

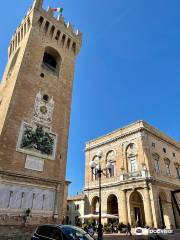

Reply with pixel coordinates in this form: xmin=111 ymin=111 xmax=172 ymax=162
xmin=52 ymin=7 xmax=64 ymax=14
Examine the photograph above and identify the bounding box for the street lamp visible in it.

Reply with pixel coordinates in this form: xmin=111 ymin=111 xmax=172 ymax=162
xmin=89 ymin=151 xmax=113 ymax=240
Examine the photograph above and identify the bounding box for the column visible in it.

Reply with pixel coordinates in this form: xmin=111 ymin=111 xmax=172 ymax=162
xmin=143 ymin=187 xmax=153 ymax=227
xmin=119 ymin=190 xmax=128 ymax=224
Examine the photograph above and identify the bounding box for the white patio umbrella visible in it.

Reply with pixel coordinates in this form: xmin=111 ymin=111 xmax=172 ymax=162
xmin=79 ymin=213 xmax=119 ymax=219
xmin=79 ymin=214 xmax=99 ymax=219
xmin=101 ymin=213 xmax=119 ymax=219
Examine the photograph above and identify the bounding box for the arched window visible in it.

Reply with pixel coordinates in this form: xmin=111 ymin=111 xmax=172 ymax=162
xmin=50 ymin=25 xmax=55 ymax=38
xmin=91 ymin=156 xmax=99 ymax=181
xmin=55 ymin=30 xmax=61 ymax=41
xmin=106 ymin=150 xmax=115 ymax=178
xmin=152 ymin=153 xmax=160 ymax=173
xmin=72 ymin=42 xmax=76 ymax=54
xmin=126 ymin=143 xmax=138 ymax=173
xmin=38 ymin=16 xmax=44 ymax=27
xmin=42 ymin=47 xmax=61 ymax=76
xmin=61 ymin=34 xmax=66 ymax=46
xmin=67 ymin=38 xmax=71 ymax=49
xmin=44 ymin=21 xmax=50 ymax=33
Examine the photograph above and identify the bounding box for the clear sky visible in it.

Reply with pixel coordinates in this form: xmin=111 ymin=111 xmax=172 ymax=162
xmin=0 ymin=0 xmax=180 ymax=196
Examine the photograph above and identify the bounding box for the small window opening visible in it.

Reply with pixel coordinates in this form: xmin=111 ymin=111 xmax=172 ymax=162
xmin=50 ymin=25 xmax=55 ymax=38
xmin=67 ymin=38 xmax=71 ymax=49
xmin=42 ymin=47 xmax=61 ymax=75
xmin=163 ymin=148 xmax=166 ymax=153
xmin=55 ymin=30 xmax=60 ymax=40
xmin=43 ymin=52 xmax=57 ymax=70
xmin=44 ymin=21 xmax=50 ymax=33
xmin=152 ymin=142 xmax=155 ymax=148
xmin=173 ymin=152 xmax=176 ymax=157
xmin=72 ymin=42 xmax=76 ymax=53
xmin=43 ymin=94 xmax=49 ymax=102
xmin=61 ymin=34 xmax=66 ymax=46
xmin=40 ymin=73 xmax=44 ymax=78
xmin=21 ymin=28 xmax=23 ymax=40
xmin=38 ymin=16 xmax=44 ymax=27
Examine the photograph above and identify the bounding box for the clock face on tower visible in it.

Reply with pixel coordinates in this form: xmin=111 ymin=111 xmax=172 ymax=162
xmin=40 ymin=105 xmax=48 ymax=114
xmin=33 ymin=91 xmax=54 ymax=125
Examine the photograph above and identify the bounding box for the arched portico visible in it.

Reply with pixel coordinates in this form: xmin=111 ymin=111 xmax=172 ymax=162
xmin=91 ymin=196 xmax=99 ymax=214
xmin=107 ymin=194 xmax=119 ymax=215
xmin=129 ymin=191 xmax=145 ymax=227
xmin=158 ymin=191 xmax=173 ymax=228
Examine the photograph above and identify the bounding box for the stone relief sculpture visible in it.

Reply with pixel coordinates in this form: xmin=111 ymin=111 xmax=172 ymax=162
xmin=16 ymin=90 xmax=57 ymax=160
xmin=21 ymin=125 xmax=54 ymax=155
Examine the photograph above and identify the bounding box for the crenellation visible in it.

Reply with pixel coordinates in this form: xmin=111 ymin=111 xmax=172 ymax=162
xmin=44 ymin=20 xmax=50 ymax=34
xmin=55 ymin=30 xmax=61 ymax=41
xmin=47 ymin=6 xmax=54 ymax=17
xmin=33 ymin=0 xmax=43 ymax=10
xmin=8 ymin=16 xmax=32 ymax=59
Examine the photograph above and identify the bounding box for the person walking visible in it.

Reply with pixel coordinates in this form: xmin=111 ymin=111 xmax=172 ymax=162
xmin=126 ymin=222 xmax=132 ymax=236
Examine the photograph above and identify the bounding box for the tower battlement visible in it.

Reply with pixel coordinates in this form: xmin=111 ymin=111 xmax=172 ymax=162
xmin=8 ymin=0 xmax=82 ymax=59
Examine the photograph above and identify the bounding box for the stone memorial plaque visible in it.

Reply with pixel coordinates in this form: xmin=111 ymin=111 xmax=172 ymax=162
xmin=25 ymin=155 xmax=44 ymax=171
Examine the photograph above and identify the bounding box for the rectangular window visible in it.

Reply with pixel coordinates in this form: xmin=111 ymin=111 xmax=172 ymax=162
xmin=154 ymin=160 xmax=160 ymax=173
xmin=173 ymin=152 xmax=176 ymax=157
xmin=109 ymin=165 xmax=115 ymax=178
xmin=152 ymin=142 xmax=155 ymax=148
xmin=130 ymin=157 xmax=137 ymax=172
xmin=91 ymin=168 xmax=98 ymax=181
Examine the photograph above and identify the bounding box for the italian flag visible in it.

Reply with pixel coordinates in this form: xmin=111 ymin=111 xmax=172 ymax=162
xmin=52 ymin=7 xmax=64 ymax=13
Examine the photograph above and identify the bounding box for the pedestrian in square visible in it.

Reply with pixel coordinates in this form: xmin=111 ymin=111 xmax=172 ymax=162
xmin=126 ymin=222 xmax=132 ymax=236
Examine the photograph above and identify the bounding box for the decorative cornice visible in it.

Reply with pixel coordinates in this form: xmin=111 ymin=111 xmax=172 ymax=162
xmin=85 ymin=121 xmax=180 ymax=151
xmin=85 ymin=128 xmax=144 ymax=151
xmin=84 ymin=177 xmax=151 ymax=192
xmin=0 ymin=170 xmax=63 ymax=185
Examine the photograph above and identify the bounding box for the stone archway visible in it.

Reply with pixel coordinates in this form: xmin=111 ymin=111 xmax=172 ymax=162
xmin=159 ymin=191 xmax=171 ymax=228
xmin=91 ymin=196 xmax=99 ymax=214
xmin=107 ymin=194 xmax=118 ymax=215
xmin=107 ymin=194 xmax=119 ymax=223
xmin=129 ymin=191 xmax=145 ymax=227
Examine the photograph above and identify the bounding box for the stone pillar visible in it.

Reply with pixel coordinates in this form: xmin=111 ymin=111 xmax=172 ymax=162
xmin=143 ymin=187 xmax=153 ymax=227
xmin=119 ymin=190 xmax=128 ymax=224
xmin=101 ymin=195 xmax=107 ymax=224
xmin=54 ymin=184 xmax=61 ymax=220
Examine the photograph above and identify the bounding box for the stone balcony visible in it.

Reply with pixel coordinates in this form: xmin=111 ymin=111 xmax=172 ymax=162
xmin=86 ymin=170 xmax=150 ymax=189
xmin=120 ymin=169 xmax=149 ymax=181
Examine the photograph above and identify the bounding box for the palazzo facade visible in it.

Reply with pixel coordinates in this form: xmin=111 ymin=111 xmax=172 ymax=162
xmin=84 ymin=120 xmax=180 ymax=229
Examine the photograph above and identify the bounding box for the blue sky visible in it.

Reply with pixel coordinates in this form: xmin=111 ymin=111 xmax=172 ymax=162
xmin=0 ymin=0 xmax=180 ymax=196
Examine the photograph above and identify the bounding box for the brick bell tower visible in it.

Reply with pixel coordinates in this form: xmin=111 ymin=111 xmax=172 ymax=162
xmin=0 ymin=0 xmax=82 ymax=225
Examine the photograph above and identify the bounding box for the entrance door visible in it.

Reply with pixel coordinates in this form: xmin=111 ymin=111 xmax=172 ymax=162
xmin=134 ymin=207 xmax=142 ymax=227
